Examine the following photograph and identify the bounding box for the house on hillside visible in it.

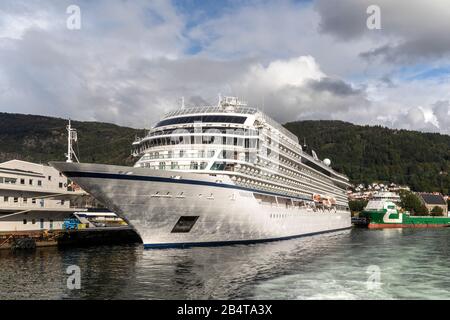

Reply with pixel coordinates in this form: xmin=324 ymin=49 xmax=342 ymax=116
xmin=417 ymin=193 xmax=448 ymax=216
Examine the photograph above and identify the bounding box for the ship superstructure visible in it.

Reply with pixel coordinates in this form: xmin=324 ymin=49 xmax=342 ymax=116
xmin=132 ymin=97 xmax=350 ymax=210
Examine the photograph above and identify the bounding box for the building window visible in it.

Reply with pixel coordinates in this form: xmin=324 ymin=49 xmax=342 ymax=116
xmin=48 ymin=176 xmax=52 ymax=181
xmin=32 ymin=198 xmax=36 ymax=204
xmin=38 ymin=180 xmax=42 ymax=187
xmin=23 ymin=198 xmax=27 ymax=203
xmin=3 ymin=196 xmax=8 ymax=202
xmin=13 ymin=197 xmax=18 ymax=203
xmin=20 ymin=179 xmax=25 ymax=185
xmin=32 ymin=219 xmax=36 ymax=224
xmin=29 ymin=179 xmax=33 ymax=185
xmin=5 ymin=177 xmax=16 ymax=184
xmin=59 ymin=182 xmax=63 ymax=188
xmin=23 ymin=219 xmax=27 ymax=224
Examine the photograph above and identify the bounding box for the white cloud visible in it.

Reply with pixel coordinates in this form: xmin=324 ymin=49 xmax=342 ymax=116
xmin=315 ymin=0 xmax=450 ymax=64
xmin=242 ymin=56 xmax=324 ymax=90
xmin=186 ymin=0 xmax=377 ymax=78
xmin=0 ymin=13 xmax=50 ymax=39
xmin=0 ymin=3 xmax=55 ymax=40
xmin=432 ymin=100 xmax=450 ymax=132
xmin=0 ymin=0 xmax=449 ymax=136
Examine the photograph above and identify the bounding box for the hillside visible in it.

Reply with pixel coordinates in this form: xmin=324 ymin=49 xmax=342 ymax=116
xmin=0 ymin=113 xmax=143 ymax=166
xmin=284 ymin=120 xmax=450 ymax=194
xmin=0 ymin=113 xmax=448 ymax=193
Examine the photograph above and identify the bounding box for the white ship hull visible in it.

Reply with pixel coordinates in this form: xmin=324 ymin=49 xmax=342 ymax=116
xmin=51 ymin=162 xmax=351 ymax=248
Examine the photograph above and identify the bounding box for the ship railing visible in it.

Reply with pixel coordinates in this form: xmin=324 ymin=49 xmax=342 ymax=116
xmin=164 ymin=106 xmax=258 ymax=118
xmin=139 ymin=154 xmax=216 ymax=160
xmin=140 ymin=164 xmax=209 ymax=171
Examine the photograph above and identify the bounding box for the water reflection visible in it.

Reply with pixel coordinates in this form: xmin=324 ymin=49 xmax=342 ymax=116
xmin=1 ymin=228 xmax=450 ymax=299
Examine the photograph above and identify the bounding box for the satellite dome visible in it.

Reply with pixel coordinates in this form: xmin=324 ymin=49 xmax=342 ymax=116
xmin=323 ymin=158 xmax=331 ymax=166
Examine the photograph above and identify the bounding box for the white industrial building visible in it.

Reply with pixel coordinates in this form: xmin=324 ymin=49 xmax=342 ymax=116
xmin=0 ymin=159 xmax=86 ymax=232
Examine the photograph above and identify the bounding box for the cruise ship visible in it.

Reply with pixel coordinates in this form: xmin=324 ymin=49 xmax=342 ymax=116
xmin=51 ymin=97 xmax=351 ymax=248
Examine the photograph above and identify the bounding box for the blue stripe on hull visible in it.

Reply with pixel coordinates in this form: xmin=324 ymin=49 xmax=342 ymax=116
xmin=63 ymin=170 xmax=313 ymax=202
xmin=142 ymin=227 xmax=352 ymax=249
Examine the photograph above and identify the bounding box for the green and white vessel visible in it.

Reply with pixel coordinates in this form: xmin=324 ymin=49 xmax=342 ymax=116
xmin=359 ymin=200 xmax=450 ymax=229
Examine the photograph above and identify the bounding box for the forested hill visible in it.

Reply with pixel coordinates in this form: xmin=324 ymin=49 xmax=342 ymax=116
xmin=0 ymin=112 xmax=143 ymax=166
xmin=0 ymin=112 xmax=448 ymax=193
xmin=284 ymin=120 xmax=450 ymax=193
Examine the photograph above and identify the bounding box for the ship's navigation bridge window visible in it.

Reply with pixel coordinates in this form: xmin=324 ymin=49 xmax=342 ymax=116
xmin=211 ymin=162 xmax=235 ymax=171
xmin=141 ymin=150 xmax=216 ymax=161
xmin=145 ymin=161 xmax=208 ymax=170
xmin=139 ymin=136 xmax=258 ymax=149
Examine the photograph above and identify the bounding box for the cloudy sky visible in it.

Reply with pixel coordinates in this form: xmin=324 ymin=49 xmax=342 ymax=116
xmin=0 ymin=0 xmax=449 ymax=134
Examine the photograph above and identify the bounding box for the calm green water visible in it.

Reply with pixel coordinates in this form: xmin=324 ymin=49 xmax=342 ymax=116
xmin=1 ymin=228 xmax=450 ymax=299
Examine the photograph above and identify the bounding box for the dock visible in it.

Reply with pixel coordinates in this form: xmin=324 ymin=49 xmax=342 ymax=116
xmin=0 ymin=226 xmax=141 ymax=250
